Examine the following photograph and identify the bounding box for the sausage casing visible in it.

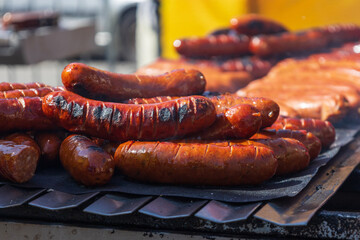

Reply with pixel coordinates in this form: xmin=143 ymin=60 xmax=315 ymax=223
xmin=42 ymin=91 xmax=216 ymax=141
xmin=0 ymin=97 xmax=56 ymax=132
xmin=268 ymin=116 xmax=336 ymax=148
xmin=127 ymin=94 xmax=279 ymax=128
xmin=59 ymin=134 xmax=115 ymax=186
xmin=0 ymin=87 xmax=64 ymax=99
xmin=230 ymin=14 xmax=288 ymax=36
xmin=115 ymin=141 xmax=277 ymax=186
xmin=0 ymin=82 xmax=48 ymax=91
xmin=251 ymin=129 xmax=322 ymax=160
xmin=62 ymin=63 xmax=206 ymax=101
xmin=0 ymin=140 xmax=39 ymax=183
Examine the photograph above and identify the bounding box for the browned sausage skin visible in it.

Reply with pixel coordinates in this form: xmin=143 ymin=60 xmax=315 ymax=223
xmin=251 ymin=129 xmax=322 ymax=160
xmin=230 ymin=14 xmax=288 ymax=36
xmin=267 ymin=116 xmax=336 ymax=148
xmin=126 ymin=94 xmax=279 ymax=128
xmin=192 ymin=104 xmax=262 ymax=140
xmin=173 ymin=34 xmax=250 ymax=58
xmin=0 ymin=97 xmax=56 ymax=132
xmin=42 ymin=91 xmax=216 ymax=142
xmin=4 ymin=132 xmax=41 ymax=156
xmin=34 ymin=131 xmax=64 ymax=166
xmin=0 ymin=87 xmax=64 ymax=99
xmin=61 ymin=63 xmax=206 ymax=101
xmin=0 ymin=82 xmax=49 ymax=91
xmin=115 ymin=141 xmax=277 ymax=186
xmin=59 ymin=134 xmax=115 ymax=186
xmin=0 ymin=140 xmax=39 ymax=183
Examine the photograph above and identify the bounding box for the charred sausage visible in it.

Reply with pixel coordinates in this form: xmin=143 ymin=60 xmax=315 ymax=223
xmin=251 ymin=129 xmax=322 ymax=160
xmin=173 ymin=34 xmax=250 ymax=58
xmin=127 ymin=94 xmax=279 ymax=128
xmin=61 ymin=63 xmax=206 ymax=101
xmin=115 ymin=141 xmax=277 ymax=186
xmin=230 ymin=14 xmax=288 ymax=36
xmin=59 ymin=134 xmax=115 ymax=186
xmin=42 ymin=91 xmax=217 ymax=142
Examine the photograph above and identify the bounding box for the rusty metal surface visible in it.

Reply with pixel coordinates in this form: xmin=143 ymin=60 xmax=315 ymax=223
xmin=254 ymin=134 xmax=360 ymax=226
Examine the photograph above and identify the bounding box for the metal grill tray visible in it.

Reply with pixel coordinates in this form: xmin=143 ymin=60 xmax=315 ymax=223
xmin=1 ymin=124 xmax=359 ymax=203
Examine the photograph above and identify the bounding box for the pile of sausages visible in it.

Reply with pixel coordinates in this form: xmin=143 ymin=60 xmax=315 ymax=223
xmin=0 ymin=62 xmax=336 ymax=188
xmin=137 ymin=14 xmax=360 ymax=93
xmin=238 ymin=41 xmax=360 ymax=123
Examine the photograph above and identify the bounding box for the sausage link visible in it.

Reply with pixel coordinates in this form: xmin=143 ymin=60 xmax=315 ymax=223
xmin=0 ymin=97 xmax=56 ymax=132
xmin=251 ymin=129 xmax=322 ymax=160
xmin=34 ymin=131 xmax=64 ymax=166
xmin=0 ymin=87 xmax=64 ymax=99
xmin=0 ymin=82 xmax=49 ymax=91
xmin=192 ymin=104 xmax=262 ymax=140
xmin=230 ymin=14 xmax=288 ymax=36
xmin=323 ymin=24 xmax=360 ymax=46
xmin=127 ymin=94 xmax=279 ymax=128
xmin=0 ymin=140 xmax=39 ymax=183
xmin=115 ymin=141 xmax=277 ymax=186
xmin=173 ymin=34 xmax=250 ymax=58
xmin=42 ymin=91 xmax=216 ymax=142
xmin=59 ymin=134 xmax=115 ymax=186
xmin=267 ymin=116 xmax=336 ymax=148
xmin=250 ymin=29 xmax=329 ymax=57
xmin=62 ymin=63 xmax=206 ymax=101
xmin=4 ymin=132 xmax=41 ymax=156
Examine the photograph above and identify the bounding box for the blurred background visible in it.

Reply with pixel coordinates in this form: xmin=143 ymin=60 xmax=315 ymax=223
xmin=1 ymin=0 xmax=360 ymax=86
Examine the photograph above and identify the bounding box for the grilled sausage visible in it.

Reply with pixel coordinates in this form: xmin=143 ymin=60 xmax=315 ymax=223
xmin=2 ymin=11 xmax=59 ymax=30
xmin=230 ymin=14 xmax=288 ymax=36
xmin=179 ymin=138 xmax=309 ymax=176
xmin=268 ymin=116 xmax=336 ymax=148
xmin=115 ymin=141 xmax=277 ymax=186
xmin=42 ymin=91 xmax=217 ymax=142
xmin=0 ymin=97 xmax=56 ymax=132
xmin=192 ymin=104 xmax=262 ymax=140
xmin=0 ymin=87 xmax=64 ymax=99
xmin=251 ymin=129 xmax=322 ymax=160
xmin=34 ymin=131 xmax=64 ymax=166
xmin=0 ymin=82 xmax=49 ymax=91
xmin=173 ymin=34 xmax=250 ymax=58
xmin=0 ymin=140 xmax=39 ymax=183
xmin=4 ymin=132 xmax=41 ymax=156
xmin=249 ymin=29 xmax=329 ymax=57
xmin=127 ymin=94 xmax=279 ymax=128
xmin=61 ymin=63 xmax=206 ymax=101
xmin=60 ymin=135 xmax=115 ymax=186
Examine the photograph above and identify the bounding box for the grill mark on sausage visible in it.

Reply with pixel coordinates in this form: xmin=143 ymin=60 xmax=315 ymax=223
xmin=138 ymin=105 xmax=144 ymax=139
xmin=159 ymin=107 xmax=171 ymax=122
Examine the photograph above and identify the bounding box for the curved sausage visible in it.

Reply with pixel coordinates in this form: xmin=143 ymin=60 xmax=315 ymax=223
xmin=0 ymin=140 xmax=39 ymax=183
xmin=0 ymin=87 xmax=64 ymax=99
xmin=61 ymin=63 xmax=206 ymax=101
xmin=323 ymin=24 xmax=360 ymax=46
xmin=0 ymin=97 xmax=56 ymax=132
xmin=230 ymin=14 xmax=288 ymax=36
xmin=0 ymin=82 xmax=49 ymax=91
xmin=268 ymin=116 xmax=336 ymax=148
xmin=251 ymin=129 xmax=322 ymax=160
xmin=249 ymin=29 xmax=329 ymax=57
xmin=127 ymin=94 xmax=279 ymax=128
xmin=192 ymin=104 xmax=262 ymax=140
xmin=114 ymin=141 xmax=277 ymax=186
xmin=173 ymin=34 xmax=250 ymax=58
xmin=42 ymin=91 xmax=217 ymax=142
xmin=59 ymin=134 xmax=115 ymax=186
